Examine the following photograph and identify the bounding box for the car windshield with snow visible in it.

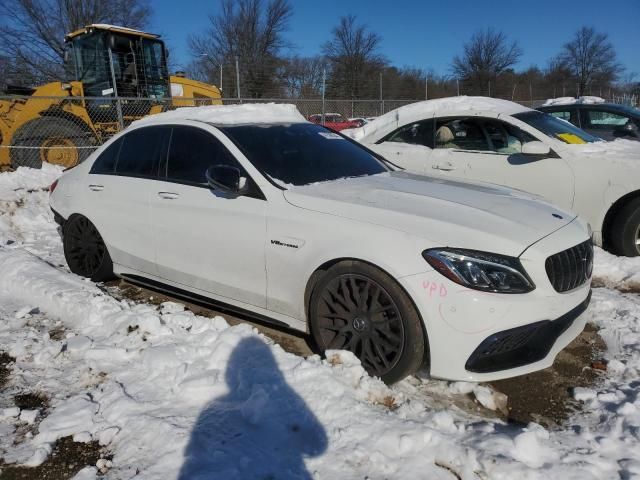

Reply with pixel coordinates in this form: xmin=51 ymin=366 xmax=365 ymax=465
xmin=50 ymin=103 xmax=593 ymax=384
xmin=346 ymin=96 xmax=640 ymax=257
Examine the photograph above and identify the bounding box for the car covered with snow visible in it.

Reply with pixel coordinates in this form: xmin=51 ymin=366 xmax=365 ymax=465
xmin=345 ymin=96 xmax=640 ymax=256
xmin=538 ymin=98 xmax=640 ymax=142
xmin=50 ymin=103 xmax=592 ymax=384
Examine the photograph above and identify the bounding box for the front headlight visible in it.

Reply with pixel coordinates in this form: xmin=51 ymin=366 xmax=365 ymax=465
xmin=422 ymin=248 xmax=535 ymax=294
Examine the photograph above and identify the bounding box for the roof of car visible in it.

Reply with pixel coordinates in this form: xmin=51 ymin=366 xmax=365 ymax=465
xmin=539 ymin=102 xmax=638 ymax=113
xmin=131 ymin=103 xmax=308 ymax=127
xmin=345 ymin=96 xmax=531 ymax=141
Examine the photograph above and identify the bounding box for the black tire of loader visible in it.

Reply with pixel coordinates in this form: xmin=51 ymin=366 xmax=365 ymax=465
xmin=10 ymin=116 xmax=94 ymax=169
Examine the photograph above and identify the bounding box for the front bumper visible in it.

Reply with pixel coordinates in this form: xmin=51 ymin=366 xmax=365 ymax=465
xmin=465 ymin=290 xmax=591 ymax=373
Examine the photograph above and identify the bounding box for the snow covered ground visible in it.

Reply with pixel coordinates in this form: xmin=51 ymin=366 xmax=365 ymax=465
xmin=1 ymin=166 xmax=640 ymax=479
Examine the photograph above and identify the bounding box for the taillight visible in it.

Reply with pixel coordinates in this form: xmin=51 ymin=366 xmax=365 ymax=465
xmin=49 ymin=179 xmax=58 ymax=195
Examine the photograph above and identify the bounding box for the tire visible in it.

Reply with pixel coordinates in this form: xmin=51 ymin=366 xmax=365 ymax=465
xmin=309 ymin=261 xmax=426 ymax=384
xmin=63 ymin=215 xmax=114 ymax=282
xmin=10 ymin=117 xmax=94 ymax=169
xmin=610 ymin=198 xmax=640 ymax=257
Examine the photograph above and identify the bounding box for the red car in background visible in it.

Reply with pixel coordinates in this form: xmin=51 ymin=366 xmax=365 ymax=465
xmin=308 ymin=113 xmax=361 ymax=131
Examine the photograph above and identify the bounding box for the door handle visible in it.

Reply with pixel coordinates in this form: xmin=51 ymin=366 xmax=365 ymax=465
xmin=88 ymin=184 xmax=104 ymax=191
xmin=432 ymin=161 xmax=455 ymax=171
xmin=157 ymin=191 xmax=180 ymax=200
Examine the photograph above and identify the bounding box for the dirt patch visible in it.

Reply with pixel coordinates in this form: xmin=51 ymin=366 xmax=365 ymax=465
xmin=491 ymin=323 xmax=606 ymax=427
xmin=0 ymin=352 xmax=15 ymax=389
xmin=592 ymin=277 xmax=640 ymax=294
xmin=13 ymin=393 xmax=48 ymax=411
xmin=0 ymin=437 xmax=104 ymax=480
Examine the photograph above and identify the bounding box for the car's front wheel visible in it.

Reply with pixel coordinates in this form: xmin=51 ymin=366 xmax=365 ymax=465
xmin=309 ymin=261 xmax=426 ymax=384
xmin=63 ymin=215 xmax=114 ymax=281
xmin=610 ymin=198 xmax=640 ymax=257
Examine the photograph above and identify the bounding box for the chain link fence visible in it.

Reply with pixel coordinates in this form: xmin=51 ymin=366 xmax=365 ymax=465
xmin=0 ymin=94 xmax=628 ymax=170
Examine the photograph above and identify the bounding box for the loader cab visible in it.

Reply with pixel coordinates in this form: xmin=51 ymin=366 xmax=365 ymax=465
xmin=64 ymin=25 xmax=170 ymax=100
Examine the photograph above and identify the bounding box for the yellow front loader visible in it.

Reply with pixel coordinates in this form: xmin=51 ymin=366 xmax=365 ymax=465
xmin=0 ymin=24 xmax=221 ymax=169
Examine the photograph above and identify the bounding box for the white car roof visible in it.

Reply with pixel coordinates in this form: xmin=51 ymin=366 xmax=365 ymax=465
xmin=132 ymin=103 xmax=308 ymax=127
xmin=346 ymin=96 xmax=532 ymax=141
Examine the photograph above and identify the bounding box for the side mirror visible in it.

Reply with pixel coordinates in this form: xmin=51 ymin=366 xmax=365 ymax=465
xmin=205 ymin=165 xmax=247 ymax=195
xmin=521 ymin=141 xmax=550 ymax=156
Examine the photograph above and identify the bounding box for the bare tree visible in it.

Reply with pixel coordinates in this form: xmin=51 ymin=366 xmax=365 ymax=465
xmin=0 ymin=0 xmax=151 ymax=86
xmin=189 ymin=0 xmax=292 ymax=98
xmin=451 ymin=28 xmax=522 ymax=96
xmin=558 ymin=26 xmax=623 ymax=96
xmin=322 ymin=15 xmax=386 ymax=99
xmin=279 ymin=55 xmax=324 ymax=98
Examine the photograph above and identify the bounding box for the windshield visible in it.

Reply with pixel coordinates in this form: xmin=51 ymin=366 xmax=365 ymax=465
xmin=69 ymin=33 xmax=111 ymax=96
xmin=220 ymin=123 xmax=389 ymax=187
xmin=513 ymin=111 xmax=600 ymax=144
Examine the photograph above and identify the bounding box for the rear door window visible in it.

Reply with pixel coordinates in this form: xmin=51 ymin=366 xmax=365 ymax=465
xmin=582 ymin=109 xmax=630 ymax=128
xmin=115 ymin=126 xmax=169 ymax=177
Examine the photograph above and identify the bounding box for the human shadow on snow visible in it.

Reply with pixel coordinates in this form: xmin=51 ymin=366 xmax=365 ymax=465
xmin=178 ymin=337 xmax=328 ymax=479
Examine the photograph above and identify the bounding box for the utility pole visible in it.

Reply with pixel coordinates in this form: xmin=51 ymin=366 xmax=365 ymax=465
xmin=488 ymin=80 xmax=491 ymax=97
xmin=456 ymin=78 xmax=460 ymax=96
xmin=425 ymin=77 xmax=428 ymax=100
xmin=235 ymin=56 xmax=241 ymax=101
xmin=219 ymin=64 xmax=223 ymax=92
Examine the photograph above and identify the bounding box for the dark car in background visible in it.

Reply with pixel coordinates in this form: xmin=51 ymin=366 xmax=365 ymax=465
xmin=538 ymin=102 xmax=640 ymax=142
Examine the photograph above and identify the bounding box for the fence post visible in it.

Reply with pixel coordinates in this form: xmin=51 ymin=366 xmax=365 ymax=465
xmin=115 ymin=97 xmax=124 ymax=130
xmin=321 ymin=67 xmax=326 ymax=125
xmin=235 ymin=56 xmax=241 ymax=102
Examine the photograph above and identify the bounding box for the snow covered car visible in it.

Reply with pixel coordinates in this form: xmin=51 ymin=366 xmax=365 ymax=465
xmin=49 ymin=103 xmax=592 ymax=384
xmin=346 ymin=96 xmax=640 ymax=256
xmin=538 ymin=99 xmax=640 ymax=142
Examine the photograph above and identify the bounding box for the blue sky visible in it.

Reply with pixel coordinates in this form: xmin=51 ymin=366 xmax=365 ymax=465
xmin=152 ymin=0 xmax=640 ymax=78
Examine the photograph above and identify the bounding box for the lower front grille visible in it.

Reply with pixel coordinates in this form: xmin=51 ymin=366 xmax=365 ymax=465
xmin=465 ymin=291 xmax=591 ymax=373
xmin=545 ymin=240 xmax=593 ymax=293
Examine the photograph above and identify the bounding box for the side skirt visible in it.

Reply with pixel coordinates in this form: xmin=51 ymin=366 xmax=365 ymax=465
xmin=113 ymin=267 xmax=308 ymax=334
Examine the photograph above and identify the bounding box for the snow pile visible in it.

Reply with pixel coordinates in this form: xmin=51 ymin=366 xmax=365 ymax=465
xmin=1 ymin=166 xmax=640 ymax=479
xmin=132 ymin=103 xmax=307 ymax=127
xmin=542 ymin=96 xmax=607 ymax=107
xmin=593 ymin=246 xmax=640 ymax=290
xmin=344 ymin=96 xmax=530 ymax=141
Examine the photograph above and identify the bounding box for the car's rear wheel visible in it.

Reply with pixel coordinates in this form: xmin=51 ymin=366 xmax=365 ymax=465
xmin=63 ymin=215 xmax=114 ymax=281
xmin=309 ymin=261 xmax=425 ymax=384
xmin=610 ymin=198 xmax=640 ymax=257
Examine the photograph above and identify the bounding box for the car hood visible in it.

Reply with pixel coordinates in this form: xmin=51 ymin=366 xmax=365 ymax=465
xmin=560 ymin=138 xmax=640 ymax=165
xmin=283 ymin=171 xmax=577 ymax=256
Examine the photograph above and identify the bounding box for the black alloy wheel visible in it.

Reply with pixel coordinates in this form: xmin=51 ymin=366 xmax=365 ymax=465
xmin=63 ymin=215 xmax=113 ymax=281
xmin=310 ymin=262 xmax=425 ymax=384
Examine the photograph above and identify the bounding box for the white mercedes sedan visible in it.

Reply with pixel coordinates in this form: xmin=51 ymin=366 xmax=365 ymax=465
xmin=50 ymin=104 xmax=592 ymax=384
xmin=346 ymin=96 xmax=640 ymax=257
